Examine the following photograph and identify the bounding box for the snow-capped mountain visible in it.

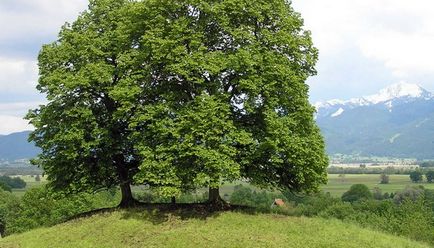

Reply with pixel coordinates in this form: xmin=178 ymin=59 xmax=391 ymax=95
xmin=315 ymin=82 xmax=433 ymax=118
xmin=315 ymin=82 xmax=434 ymax=159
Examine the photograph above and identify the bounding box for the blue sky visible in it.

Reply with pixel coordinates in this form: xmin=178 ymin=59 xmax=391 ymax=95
xmin=1 ymin=0 xmax=434 ymax=134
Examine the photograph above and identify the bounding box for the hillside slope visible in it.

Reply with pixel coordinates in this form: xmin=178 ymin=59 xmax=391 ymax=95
xmin=0 ymin=209 xmax=428 ymax=248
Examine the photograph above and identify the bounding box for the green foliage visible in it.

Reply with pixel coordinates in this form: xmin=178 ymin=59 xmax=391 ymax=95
xmin=341 ymin=184 xmax=373 ymax=203
xmin=27 ymin=0 xmax=328 ymax=200
xmin=409 ymin=171 xmax=423 ymax=183
xmin=379 ymin=174 xmax=389 ymax=184
xmin=393 ymin=186 xmax=424 ymax=204
xmin=0 ymin=182 xmax=11 ymax=192
xmin=426 ymin=170 xmax=434 ymax=183
xmin=6 ymin=186 xmax=119 ymax=235
xmin=0 ymin=176 xmax=26 ymax=189
xmin=0 ymin=190 xmax=20 ymax=237
xmin=229 ymin=185 xmax=286 ymax=211
xmin=26 ymin=0 xmax=141 ymax=205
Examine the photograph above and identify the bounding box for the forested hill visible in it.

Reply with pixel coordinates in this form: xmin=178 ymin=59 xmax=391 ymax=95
xmin=0 ymin=131 xmax=39 ymax=161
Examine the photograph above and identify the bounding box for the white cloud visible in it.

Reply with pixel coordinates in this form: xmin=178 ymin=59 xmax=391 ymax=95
xmin=293 ymin=0 xmax=434 ymax=91
xmin=0 ymin=101 xmax=45 ymax=117
xmin=0 ymin=57 xmax=38 ymax=93
xmin=0 ymin=102 xmax=45 ymax=134
xmin=0 ymin=115 xmax=33 ymax=135
xmin=0 ymin=0 xmax=88 ymax=43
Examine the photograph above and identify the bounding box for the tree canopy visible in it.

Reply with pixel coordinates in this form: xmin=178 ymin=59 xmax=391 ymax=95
xmin=27 ymin=0 xmax=328 ymax=207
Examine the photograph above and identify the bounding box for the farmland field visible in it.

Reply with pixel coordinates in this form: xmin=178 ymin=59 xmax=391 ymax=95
xmin=9 ymin=174 xmax=434 ymax=198
xmin=10 ymin=175 xmax=46 ymax=197
xmin=322 ymin=174 xmax=434 ymax=197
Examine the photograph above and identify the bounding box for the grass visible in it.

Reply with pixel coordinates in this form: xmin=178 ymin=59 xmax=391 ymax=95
xmin=323 ymin=174 xmax=434 ymax=197
xmin=0 ymin=208 xmax=429 ymax=248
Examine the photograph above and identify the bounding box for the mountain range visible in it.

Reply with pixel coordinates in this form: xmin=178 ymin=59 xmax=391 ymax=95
xmin=315 ymin=82 xmax=434 ymax=159
xmin=0 ymin=131 xmax=39 ymax=161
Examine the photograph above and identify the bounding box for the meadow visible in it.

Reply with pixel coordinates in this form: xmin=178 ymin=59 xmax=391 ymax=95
xmin=322 ymin=174 xmax=434 ymax=197
xmin=10 ymin=175 xmax=46 ymax=197
xmin=1 ymin=209 xmax=428 ymax=248
xmin=9 ymin=174 xmax=433 ymax=198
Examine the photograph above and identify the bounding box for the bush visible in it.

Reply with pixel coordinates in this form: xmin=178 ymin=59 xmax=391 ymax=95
xmin=230 ymin=185 xmax=286 ymax=211
xmin=7 ymin=186 xmax=119 ymax=235
xmin=380 ymin=174 xmax=389 ymax=184
xmin=409 ymin=171 xmax=423 ymax=183
xmin=426 ymin=171 xmax=434 ymax=183
xmin=341 ymin=184 xmax=373 ymax=203
xmin=393 ymin=186 xmax=424 ymax=204
xmin=0 ymin=182 xmax=11 ymax=192
xmin=0 ymin=176 xmax=26 ymax=189
xmin=0 ymin=189 xmax=20 ymax=237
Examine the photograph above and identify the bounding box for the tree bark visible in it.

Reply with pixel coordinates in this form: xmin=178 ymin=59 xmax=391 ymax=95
xmin=116 ymin=161 xmax=138 ymax=208
xmin=209 ymin=187 xmax=221 ymax=203
xmin=208 ymin=187 xmax=230 ymax=209
xmin=119 ymin=181 xmax=136 ymax=208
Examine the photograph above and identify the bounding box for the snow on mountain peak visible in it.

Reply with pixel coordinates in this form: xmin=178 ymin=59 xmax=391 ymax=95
xmin=364 ymin=82 xmax=428 ymax=104
xmin=314 ymin=82 xmax=432 ymax=111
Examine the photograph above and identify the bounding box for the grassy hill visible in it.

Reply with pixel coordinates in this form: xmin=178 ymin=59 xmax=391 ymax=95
xmin=0 ymin=208 xmax=429 ymax=248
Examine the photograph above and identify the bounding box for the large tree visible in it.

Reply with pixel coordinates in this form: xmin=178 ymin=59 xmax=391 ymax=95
xmin=27 ymin=0 xmax=142 ymax=207
xmin=130 ymin=0 xmax=328 ymax=202
xmin=28 ymin=0 xmax=328 ymax=206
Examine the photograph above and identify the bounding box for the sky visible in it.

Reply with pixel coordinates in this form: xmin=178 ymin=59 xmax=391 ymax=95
xmin=1 ymin=0 xmax=434 ymax=134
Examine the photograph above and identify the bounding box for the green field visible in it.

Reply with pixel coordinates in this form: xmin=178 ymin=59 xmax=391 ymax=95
xmin=10 ymin=175 xmax=46 ymax=198
xmin=322 ymin=174 xmax=434 ymax=197
xmin=0 ymin=209 xmax=428 ymax=248
xmin=10 ymin=173 xmax=434 ymax=199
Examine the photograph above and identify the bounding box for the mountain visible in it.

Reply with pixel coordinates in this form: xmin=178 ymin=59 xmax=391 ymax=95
xmin=315 ymin=82 xmax=434 ymax=159
xmin=0 ymin=131 xmax=39 ymax=161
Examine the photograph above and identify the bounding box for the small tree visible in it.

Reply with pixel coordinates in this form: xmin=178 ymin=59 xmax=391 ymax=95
xmin=409 ymin=171 xmax=423 ymax=183
xmin=372 ymin=187 xmax=383 ymax=200
xmin=393 ymin=186 xmax=424 ymax=204
xmin=0 ymin=182 xmax=11 ymax=193
xmin=380 ymin=174 xmax=389 ymax=184
xmin=426 ymin=171 xmax=434 ymax=183
xmin=341 ymin=184 xmax=373 ymax=203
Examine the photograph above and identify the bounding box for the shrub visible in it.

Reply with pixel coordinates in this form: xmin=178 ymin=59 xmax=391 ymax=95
xmin=0 ymin=182 xmax=11 ymax=192
xmin=380 ymin=174 xmax=389 ymax=184
xmin=7 ymin=186 xmax=119 ymax=235
xmin=230 ymin=185 xmax=286 ymax=211
xmin=409 ymin=171 xmax=423 ymax=183
xmin=0 ymin=176 xmax=26 ymax=189
xmin=393 ymin=186 xmax=424 ymax=204
xmin=341 ymin=184 xmax=373 ymax=203
xmin=426 ymin=171 xmax=434 ymax=183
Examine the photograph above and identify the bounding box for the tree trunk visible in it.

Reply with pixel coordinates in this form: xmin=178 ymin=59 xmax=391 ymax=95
xmin=119 ymin=181 xmax=136 ymax=208
xmin=171 ymin=196 xmax=176 ymax=205
xmin=208 ymin=187 xmax=229 ymax=209
xmin=116 ymin=161 xmax=138 ymax=208
xmin=209 ymin=187 xmax=221 ymax=203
